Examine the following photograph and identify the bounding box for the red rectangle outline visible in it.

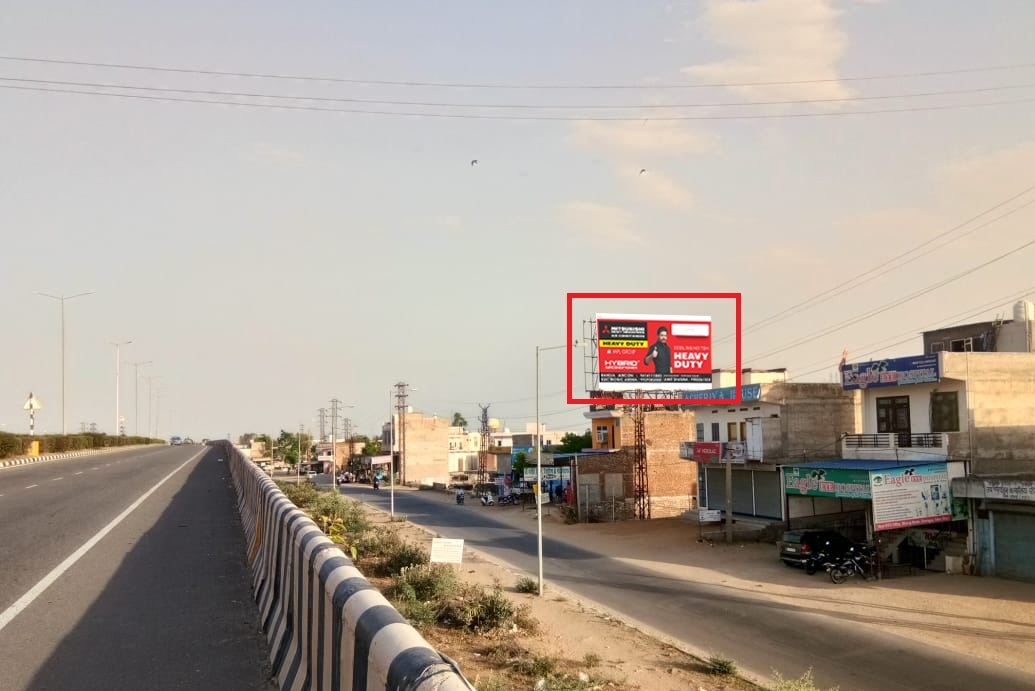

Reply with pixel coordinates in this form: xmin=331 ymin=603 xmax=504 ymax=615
xmin=567 ymin=292 xmax=742 ymax=406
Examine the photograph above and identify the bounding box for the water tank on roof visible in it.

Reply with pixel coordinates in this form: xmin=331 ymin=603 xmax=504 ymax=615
xmin=488 ymin=418 xmax=500 ymax=430
xmin=1014 ymin=300 xmax=1035 ymax=321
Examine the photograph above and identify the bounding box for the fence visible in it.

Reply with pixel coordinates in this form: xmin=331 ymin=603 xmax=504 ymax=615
xmin=219 ymin=441 xmax=475 ymax=691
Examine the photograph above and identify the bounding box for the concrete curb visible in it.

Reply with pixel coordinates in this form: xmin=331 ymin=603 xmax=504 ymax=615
xmin=219 ymin=442 xmax=477 ymax=691
xmin=0 ymin=445 xmax=155 ymax=470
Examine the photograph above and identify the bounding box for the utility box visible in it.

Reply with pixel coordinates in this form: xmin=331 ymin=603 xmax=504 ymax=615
xmin=27 ymin=441 xmax=40 ymax=457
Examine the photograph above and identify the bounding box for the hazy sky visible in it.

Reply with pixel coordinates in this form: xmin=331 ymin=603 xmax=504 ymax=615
xmin=2 ymin=1 xmax=1034 ymax=440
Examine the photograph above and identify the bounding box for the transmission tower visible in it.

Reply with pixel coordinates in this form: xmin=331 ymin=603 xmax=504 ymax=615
xmin=632 ymin=401 xmax=649 ymax=520
xmin=477 ymin=404 xmax=491 ymax=486
xmin=394 ymin=382 xmax=409 ymax=484
xmin=317 ymin=407 xmax=328 ymax=442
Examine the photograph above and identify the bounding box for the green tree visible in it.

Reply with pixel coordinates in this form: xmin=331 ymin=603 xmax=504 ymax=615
xmin=452 ymin=412 xmax=468 ymax=429
xmin=238 ymin=432 xmax=257 ymax=446
xmin=254 ymin=434 xmax=273 ymax=457
xmin=275 ymin=429 xmax=312 ymax=466
xmin=362 ymin=438 xmax=383 ymax=456
xmin=557 ymin=431 xmax=592 ymax=453
xmin=512 ymin=450 xmax=528 ymax=477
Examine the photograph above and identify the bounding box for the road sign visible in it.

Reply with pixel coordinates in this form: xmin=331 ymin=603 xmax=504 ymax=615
xmin=24 ymin=393 xmax=41 ymax=411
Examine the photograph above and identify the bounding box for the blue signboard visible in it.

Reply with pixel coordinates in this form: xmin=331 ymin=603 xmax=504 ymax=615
xmin=841 ymin=354 xmax=940 ymax=391
xmin=681 ymin=383 xmax=761 ymax=403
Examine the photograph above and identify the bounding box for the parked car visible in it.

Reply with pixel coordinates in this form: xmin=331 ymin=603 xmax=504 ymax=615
xmin=778 ymin=529 xmax=850 ymax=567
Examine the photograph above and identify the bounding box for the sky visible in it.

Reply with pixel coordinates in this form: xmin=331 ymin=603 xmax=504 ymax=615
xmin=1 ymin=1 xmax=1034 ymax=441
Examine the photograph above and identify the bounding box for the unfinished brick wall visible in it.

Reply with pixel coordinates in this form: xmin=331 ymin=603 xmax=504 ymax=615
xmin=401 ymin=414 xmax=452 ymax=485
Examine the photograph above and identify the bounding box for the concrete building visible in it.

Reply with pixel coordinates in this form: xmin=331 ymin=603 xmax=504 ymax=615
xmin=679 ymin=369 xmax=859 ymax=521
xmin=448 ymin=427 xmax=482 ymax=473
xmin=580 ymin=407 xmax=697 ymax=518
xmin=379 ymin=409 xmax=452 ymax=486
xmin=923 ymin=300 xmax=1035 ymax=355
xmin=314 ymin=440 xmax=365 ymax=474
xmin=793 ymin=347 xmax=1035 ymax=582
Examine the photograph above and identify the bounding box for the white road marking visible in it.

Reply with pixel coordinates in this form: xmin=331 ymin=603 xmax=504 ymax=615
xmin=0 ymin=449 xmax=205 ymax=634
xmin=74 ymin=472 xmax=83 ymax=476
xmin=91 ymin=467 xmax=99 ymax=471
xmin=25 ymin=485 xmax=38 ymax=489
xmin=52 ymin=477 xmax=63 ymax=481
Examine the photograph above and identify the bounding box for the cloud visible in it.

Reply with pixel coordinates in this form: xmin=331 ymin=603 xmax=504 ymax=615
xmin=559 ymin=201 xmax=645 ymax=247
xmin=682 ymin=0 xmax=855 ymax=105
xmin=250 ymin=142 xmax=306 ymax=166
xmin=568 ymin=120 xmax=719 ymax=159
xmin=620 ymin=169 xmax=696 ymax=210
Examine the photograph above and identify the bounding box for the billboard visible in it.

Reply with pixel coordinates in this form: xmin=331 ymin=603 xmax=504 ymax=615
xmin=595 ymin=313 xmax=712 ymax=392
xmin=870 ymin=463 xmax=952 ymax=531
xmin=783 ymin=466 xmax=873 ymax=499
xmin=685 ymin=441 xmax=746 ymax=464
xmin=841 ymin=354 xmax=940 ymax=391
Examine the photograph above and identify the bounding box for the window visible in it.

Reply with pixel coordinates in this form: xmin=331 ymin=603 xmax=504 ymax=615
xmin=876 ymin=396 xmax=911 ymax=434
xmin=740 ymin=421 xmax=747 ymax=441
xmin=950 ymin=337 xmax=973 ymax=352
xmin=596 ymin=425 xmax=609 ymax=444
xmin=931 ymin=391 xmax=960 ymax=432
xmin=929 ymin=341 xmax=945 ymax=353
xmin=727 ymin=422 xmax=739 ymax=441
xmin=710 ymin=422 xmax=720 ymax=441
xmin=695 ymin=422 xmax=705 ymax=441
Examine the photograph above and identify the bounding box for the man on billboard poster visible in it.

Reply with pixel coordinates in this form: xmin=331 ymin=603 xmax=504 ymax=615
xmin=643 ymin=326 xmax=671 ymax=374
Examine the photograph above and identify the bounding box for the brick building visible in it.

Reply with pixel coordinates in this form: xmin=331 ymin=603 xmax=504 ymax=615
xmin=579 ymin=407 xmax=697 ymax=519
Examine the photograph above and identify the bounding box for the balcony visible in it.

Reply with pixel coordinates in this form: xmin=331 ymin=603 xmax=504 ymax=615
xmin=841 ymin=432 xmax=948 ymax=462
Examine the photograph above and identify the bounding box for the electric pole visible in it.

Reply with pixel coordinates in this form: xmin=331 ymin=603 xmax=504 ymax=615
xmin=394 ymin=382 xmax=409 ymax=484
xmin=330 ymin=398 xmax=340 ymax=490
xmin=317 ymin=407 xmax=328 ymax=442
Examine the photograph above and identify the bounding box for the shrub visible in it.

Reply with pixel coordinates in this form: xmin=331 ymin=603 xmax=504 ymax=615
xmin=708 ymin=654 xmax=737 ymax=675
xmin=310 ymin=492 xmax=370 ymax=535
xmin=438 ymin=582 xmax=515 ymax=631
xmin=386 ymin=563 xmax=458 ymax=603
xmin=515 ymin=577 xmax=538 ymax=594
xmin=771 ymin=668 xmax=839 ymax=691
xmin=384 ymin=543 xmax=430 ymax=576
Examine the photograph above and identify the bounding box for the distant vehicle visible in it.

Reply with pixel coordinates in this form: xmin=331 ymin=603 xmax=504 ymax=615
xmin=183 ymin=438 xmax=194 ymax=444
xmin=170 ymin=436 xmax=183 ymax=446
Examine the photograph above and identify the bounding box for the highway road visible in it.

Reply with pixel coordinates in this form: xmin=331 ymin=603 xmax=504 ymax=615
xmin=0 ymin=445 xmax=276 ymax=691
xmin=342 ymin=484 xmax=1035 ymax=691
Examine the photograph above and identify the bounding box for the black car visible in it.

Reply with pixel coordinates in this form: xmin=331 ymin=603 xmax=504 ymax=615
xmin=778 ymin=529 xmax=850 ymax=567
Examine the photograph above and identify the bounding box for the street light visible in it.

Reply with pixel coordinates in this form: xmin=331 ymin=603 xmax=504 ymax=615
xmin=330 ymin=401 xmax=356 ymax=492
xmin=109 ymin=340 xmax=132 ymax=435
xmin=35 ymin=290 xmax=94 ymax=434
xmin=125 ymin=360 xmax=152 ymax=437
xmin=534 ymin=342 xmax=583 ymax=597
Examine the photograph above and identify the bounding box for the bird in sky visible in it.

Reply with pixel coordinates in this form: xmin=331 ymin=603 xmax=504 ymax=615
xmin=639 ymin=168 xmax=647 ymax=175
xmin=471 ymin=159 xmax=479 ymax=166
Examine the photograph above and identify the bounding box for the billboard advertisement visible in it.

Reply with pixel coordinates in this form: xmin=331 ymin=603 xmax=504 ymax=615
xmin=870 ymin=463 xmax=952 ymax=531
xmin=595 ymin=313 xmax=712 ymax=392
xmin=841 ymin=354 xmax=940 ymax=391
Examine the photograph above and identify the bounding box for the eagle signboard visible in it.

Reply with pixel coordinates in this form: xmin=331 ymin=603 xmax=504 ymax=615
xmin=595 ymin=313 xmax=713 ymax=392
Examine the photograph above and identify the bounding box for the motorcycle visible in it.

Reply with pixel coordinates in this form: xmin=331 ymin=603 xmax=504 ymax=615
xmin=498 ymin=494 xmax=515 ymax=505
xmin=829 ymin=544 xmax=877 ymax=584
xmin=372 ymin=478 xmax=380 ymax=490
xmin=455 ymin=492 xmax=465 ymax=505
xmin=480 ymin=494 xmax=495 ymax=506
xmin=805 ymin=543 xmax=843 ymax=576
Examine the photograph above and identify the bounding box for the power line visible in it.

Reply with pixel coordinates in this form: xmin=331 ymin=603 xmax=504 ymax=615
xmin=2 ymin=75 xmax=1034 ymax=110
xmin=716 ymin=182 xmax=1035 ymax=346
xmin=741 ymin=234 xmax=1035 ymax=365
xmin=785 ymin=286 xmax=1035 ymax=378
xmin=2 ymin=54 xmax=1034 ymax=89
xmin=3 ymin=83 xmax=1033 ymax=121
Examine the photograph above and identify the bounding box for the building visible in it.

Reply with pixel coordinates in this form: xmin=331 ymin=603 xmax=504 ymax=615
xmin=491 ymin=423 xmax=566 ymax=450
xmin=379 ymin=409 xmax=452 ymax=486
xmin=923 ymin=300 xmax=1035 ymax=354
xmin=448 ymin=427 xmax=482 ymax=473
xmin=580 ymin=407 xmax=697 ymax=518
xmin=678 ymin=369 xmax=859 ymax=521
xmin=788 ymin=343 xmax=1035 ymax=583
xmin=314 ymin=440 xmax=364 ymax=474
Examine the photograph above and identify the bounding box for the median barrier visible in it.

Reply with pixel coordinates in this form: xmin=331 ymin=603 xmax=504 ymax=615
xmin=0 ymin=445 xmax=154 ymax=469
xmin=219 ymin=441 xmax=475 ymax=691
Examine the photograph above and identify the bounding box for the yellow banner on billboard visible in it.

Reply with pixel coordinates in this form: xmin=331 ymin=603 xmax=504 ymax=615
xmin=599 ymin=339 xmax=648 ymax=348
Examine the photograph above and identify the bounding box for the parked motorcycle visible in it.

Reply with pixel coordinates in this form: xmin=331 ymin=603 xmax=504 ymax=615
xmin=804 ymin=542 xmax=844 ymax=576
xmin=480 ymin=494 xmax=495 ymax=506
xmin=829 ymin=544 xmax=877 ymax=584
xmin=498 ymin=494 xmax=515 ymax=505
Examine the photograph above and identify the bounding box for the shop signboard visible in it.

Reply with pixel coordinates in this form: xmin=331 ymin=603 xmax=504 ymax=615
xmin=783 ymin=466 xmax=872 ymax=499
xmin=841 ymin=354 xmax=940 ymax=390
xmin=982 ymin=479 xmax=1035 ymax=502
xmin=870 ymin=463 xmax=952 ymax=531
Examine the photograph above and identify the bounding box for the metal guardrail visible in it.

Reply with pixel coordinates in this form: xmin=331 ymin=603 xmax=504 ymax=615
xmin=218 ymin=441 xmax=475 ymax=691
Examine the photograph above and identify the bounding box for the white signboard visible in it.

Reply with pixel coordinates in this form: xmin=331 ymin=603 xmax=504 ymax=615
xmin=430 ymin=538 xmax=465 ymax=564
xmin=369 ymin=454 xmax=393 ymax=466
xmin=523 ymin=467 xmax=571 ymax=482
xmin=699 ymin=509 xmax=722 ymax=523
xmin=870 ymin=463 xmax=952 ymax=531
xmin=983 ymin=480 xmax=1035 ymax=502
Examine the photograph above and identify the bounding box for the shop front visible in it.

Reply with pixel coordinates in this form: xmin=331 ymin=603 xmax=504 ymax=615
xmin=782 ymin=459 xmax=968 ymax=571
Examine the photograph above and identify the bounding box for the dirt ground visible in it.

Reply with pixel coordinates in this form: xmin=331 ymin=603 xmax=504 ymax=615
xmin=361 ymin=504 xmax=762 ymax=691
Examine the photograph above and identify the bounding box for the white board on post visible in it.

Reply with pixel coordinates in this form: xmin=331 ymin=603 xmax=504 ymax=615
xmin=430 ymin=538 xmax=465 ymax=564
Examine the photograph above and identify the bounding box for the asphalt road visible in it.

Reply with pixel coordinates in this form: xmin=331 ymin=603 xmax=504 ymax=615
xmin=341 ymin=484 xmax=1035 ymax=691
xmin=0 ymin=445 xmax=277 ymax=691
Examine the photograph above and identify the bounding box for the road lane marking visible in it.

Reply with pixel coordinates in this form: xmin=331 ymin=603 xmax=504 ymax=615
xmin=52 ymin=477 xmax=63 ymax=481
xmin=91 ymin=467 xmax=99 ymax=470
xmin=74 ymin=472 xmax=83 ymax=476
xmin=25 ymin=485 xmax=38 ymax=489
xmin=0 ymin=449 xmax=206 ymax=634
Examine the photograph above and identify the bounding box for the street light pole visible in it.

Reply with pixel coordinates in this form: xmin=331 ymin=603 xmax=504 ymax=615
xmin=110 ymin=340 xmax=132 ymax=435
xmin=35 ymin=290 xmax=94 ymax=435
xmin=126 ymin=361 xmax=152 ymax=437
xmin=389 ymin=387 xmax=395 ymax=517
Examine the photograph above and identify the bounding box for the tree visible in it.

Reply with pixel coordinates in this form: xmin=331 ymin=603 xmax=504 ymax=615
xmin=238 ymin=433 xmax=257 ymax=446
xmin=254 ymin=434 xmax=273 ymax=457
xmin=512 ymin=450 xmax=528 ymax=478
xmin=557 ymin=431 xmax=592 ymax=454
xmin=452 ymin=412 xmax=468 ymax=429
xmin=362 ymin=438 xmax=383 ymax=456
xmin=272 ymin=429 xmax=312 ymax=466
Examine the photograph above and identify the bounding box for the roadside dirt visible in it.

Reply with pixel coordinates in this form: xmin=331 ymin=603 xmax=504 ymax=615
xmin=361 ymin=504 xmax=762 ymax=691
